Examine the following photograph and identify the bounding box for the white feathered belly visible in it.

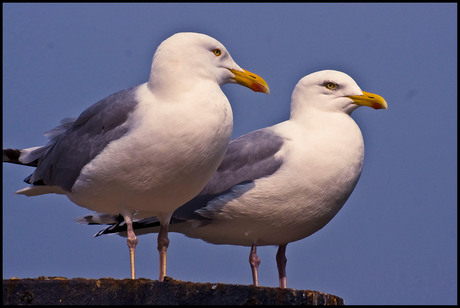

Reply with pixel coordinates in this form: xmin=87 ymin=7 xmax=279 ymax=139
xmin=178 ymin=121 xmax=364 ymax=246
xmin=180 ymin=175 xmax=360 ymax=246
xmin=69 ymin=92 xmax=233 ymax=218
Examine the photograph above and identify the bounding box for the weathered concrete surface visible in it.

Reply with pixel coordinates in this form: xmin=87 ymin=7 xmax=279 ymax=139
xmin=3 ymin=276 xmax=344 ymax=305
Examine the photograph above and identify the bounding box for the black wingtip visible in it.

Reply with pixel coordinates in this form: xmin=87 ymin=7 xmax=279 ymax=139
xmin=3 ymin=148 xmax=40 ymax=167
xmin=3 ymin=148 xmax=21 ymax=164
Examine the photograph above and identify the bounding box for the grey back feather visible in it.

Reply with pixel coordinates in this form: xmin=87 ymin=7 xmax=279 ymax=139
xmin=27 ymin=86 xmax=140 ymax=191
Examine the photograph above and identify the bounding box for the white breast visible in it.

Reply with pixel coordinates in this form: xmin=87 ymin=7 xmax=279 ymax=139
xmin=175 ymin=111 xmax=364 ymax=246
xmin=68 ymin=82 xmax=233 ymax=219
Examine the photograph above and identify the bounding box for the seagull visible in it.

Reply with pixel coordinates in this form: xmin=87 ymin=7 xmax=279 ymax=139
xmin=3 ymin=32 xmax=270 ymax=281
xmin=78 ymin=69 xmax=387 ymax=288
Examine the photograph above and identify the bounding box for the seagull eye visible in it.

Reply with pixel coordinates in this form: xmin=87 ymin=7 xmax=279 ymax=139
xmin=324 ymin=82 xmax=338 ymax=90
xmin=213 ymin=49 xmax=222 ymax=57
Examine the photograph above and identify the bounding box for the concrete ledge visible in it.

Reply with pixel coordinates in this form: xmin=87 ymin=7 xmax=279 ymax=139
xmin=3 ymin=276 xmax=344 ymax=305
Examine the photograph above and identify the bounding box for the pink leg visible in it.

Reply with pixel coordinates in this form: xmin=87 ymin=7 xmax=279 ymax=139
xmin=157 ymin=223 xmax=170 ymax=282
xmin=125 ymin=217 xmax=138 ymax=279
xmin=249 ymin=244 xmax=261 ymax=286
xmin=276 ymin=244 xmax=287 ymax=288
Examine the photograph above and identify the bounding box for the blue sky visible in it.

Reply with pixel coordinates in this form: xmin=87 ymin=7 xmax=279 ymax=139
xmin=2 ymin=3 xmax=457 ymax=305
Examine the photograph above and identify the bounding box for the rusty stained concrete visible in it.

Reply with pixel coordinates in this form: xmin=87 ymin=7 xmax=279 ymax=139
xmin=3 ymin=276 xmax=345 ymax=305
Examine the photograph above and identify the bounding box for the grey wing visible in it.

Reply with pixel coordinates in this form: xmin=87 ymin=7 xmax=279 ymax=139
xmin=173 ymin=128 xmax=286 ymax=221
xmin=205 ymin=128 xmax=286 ymax=194
xmin=27 ymin=85 xmax=140 ymax=192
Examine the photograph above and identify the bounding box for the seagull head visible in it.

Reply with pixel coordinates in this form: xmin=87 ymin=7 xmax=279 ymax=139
xmin=148 ymin=32 xmax=269 ymax=94
xmin=290 ymin=70 xmax=387 ymax=117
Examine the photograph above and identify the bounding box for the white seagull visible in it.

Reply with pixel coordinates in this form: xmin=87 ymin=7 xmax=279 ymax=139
xmin=3 ymin=32 xmax=270 ymax=281
xmin=78 ymin=70 xmax=387 ymax=288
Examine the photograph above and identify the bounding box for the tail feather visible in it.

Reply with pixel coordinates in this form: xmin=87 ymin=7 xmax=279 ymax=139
xmin=3 ymin=118 xmax=76 ymax=167
xmin=76 ymin=213 xmax=176 ymax=237
xmin=76 ymin=213 xmax=124 ymax=225
xmin=76 ymin=213 xmax=128 ymax=237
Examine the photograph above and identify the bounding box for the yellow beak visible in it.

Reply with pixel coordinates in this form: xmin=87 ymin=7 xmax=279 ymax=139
xmin=348 ymin=91 xmax=388 ymax=110
xmin=229 ymin=68 xmax=270 ymax=94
